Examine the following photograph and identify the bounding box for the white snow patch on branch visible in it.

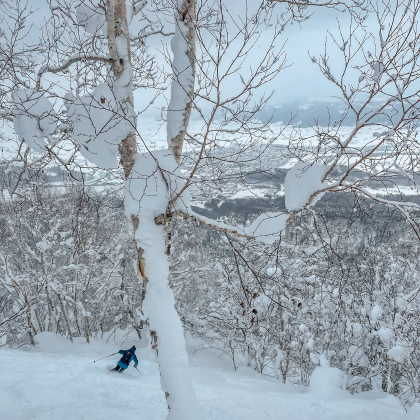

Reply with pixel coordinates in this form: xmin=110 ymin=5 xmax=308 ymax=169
xmin=35 ymin=241 xmax=50 ymax=252
xmin=377 ymin=327 xmax=393 ymax=341
xmin=167 ymin=7 xmax=194 ymax=145
xmin=12 ymin=89 xmax=57 ymax=153
xmin=116 ymin=35 xmax=130 ymax=61
xmin=387 ymin=345 xmax=405 ymax=363
xmin=284 ymin=162 xmax=329 ymax=211
xmin=124 ymin=150 xmax=171 ymax=225
xmin=244 ymin=212 xmax=288 ymax=244
xmin=370 ymin=305 xmax=383 ymax=324
xmin=266 ymin=267 xmax=279 ymax=276
xmin=124 ymin=149 xmax=190 ymax=227
xmin=114 ymin=63 xmax=135 ymax=104
xmin=76 ymin=4 xmax=107 ymax=35
xmin=371 ymin=61 xmax=384 ymax=84
xmin=65 ymin=84 xmax=134 ymax=169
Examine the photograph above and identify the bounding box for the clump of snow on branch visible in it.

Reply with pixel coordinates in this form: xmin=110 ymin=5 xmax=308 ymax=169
xmin=266 ymin=266 xmax=279 ymax=276
xmin=35 ymin=240 xmax=51 ymax=252
xmin=124 ymin=149 xmax=189 ymax=226
xmin=377 ymin=327 xmax=393 ymax=341
xmin=370 ymin=305 xmax=383 ymax=324
xmin=371 ymin=61 xmax=384 ymax=84
xmin=12 ymin=89 xmax=57 ymax=153
xmin=76 ymin=3 xmax=107 ymax=35
xmin=167 ymin=2 xmax=194 ymax=145
xmin=230 ymin=162 xmax=332 ymax=244
xmin=387 ymin=345 xmax=405 ymax=363
xmin=244 ymin=212 xmax=288 ymax=245
xmin=284 ymin=162 xmax=329 ymax=211
xmin=114 ymin=58 xmax=134 ymax=103
xmin=65 ymin=84 xmax=134 ymax=169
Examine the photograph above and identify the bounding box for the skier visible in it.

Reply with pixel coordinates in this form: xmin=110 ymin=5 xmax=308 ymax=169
xmin=111 ymin=345 xmax=138 ymax=373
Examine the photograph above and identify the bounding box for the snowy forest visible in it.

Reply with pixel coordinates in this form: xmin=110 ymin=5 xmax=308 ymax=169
xmin=1 ymin=1 xmax=420 ymax=419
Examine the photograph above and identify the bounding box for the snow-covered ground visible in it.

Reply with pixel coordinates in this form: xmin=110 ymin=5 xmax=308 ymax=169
xmin=1 ymin=332 xmax=419 ymax=420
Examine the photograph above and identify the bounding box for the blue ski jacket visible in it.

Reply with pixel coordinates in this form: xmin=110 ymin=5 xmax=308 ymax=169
xmin=117 ymin=347 xmax=138 ymax=369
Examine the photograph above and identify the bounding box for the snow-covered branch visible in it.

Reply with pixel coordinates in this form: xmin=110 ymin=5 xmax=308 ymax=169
xmin=167 ymin=0 xmax=196 ymax=163
xmin=164 ymin=210 xmax=253 ymax=240
xmin=36 ymin=55 xmax=112 ymax=88
xmin=132 ymin=0 xmax=148 ymax=16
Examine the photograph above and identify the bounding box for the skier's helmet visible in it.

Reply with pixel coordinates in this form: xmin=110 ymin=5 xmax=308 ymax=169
xmin=132 ymin=345 xmax=136 ymax=351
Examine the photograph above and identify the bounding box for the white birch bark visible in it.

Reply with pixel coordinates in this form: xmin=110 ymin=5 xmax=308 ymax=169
xmin=167 ymin=0 xmax=196 ymax=163
xmin=107 ymin=1 xmax=203 ymax=418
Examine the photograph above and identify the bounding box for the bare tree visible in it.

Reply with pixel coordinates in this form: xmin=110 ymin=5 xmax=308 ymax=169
xmin=2 ymin=0 xmax=419 ymax=416
xmin=278 ymin=0 xmax=420 ymax=235
xmin=0 ymin=0 xmax=286 ymax=418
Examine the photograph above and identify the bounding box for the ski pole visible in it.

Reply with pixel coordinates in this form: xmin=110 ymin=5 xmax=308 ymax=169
xmin=134 ymin=366 xmax=142 ymax=375
xmin=93 ymin=352 xmax=119 ymax=363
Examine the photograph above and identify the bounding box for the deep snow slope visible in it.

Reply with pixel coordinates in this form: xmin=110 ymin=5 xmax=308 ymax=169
xmin=0 ymin=332 xmax=418 ymax=420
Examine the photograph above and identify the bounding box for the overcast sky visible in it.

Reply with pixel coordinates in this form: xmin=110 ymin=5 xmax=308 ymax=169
xmin=144 ymin=2 xmax=369 ymax=116
xmin=20 ymin=1 xmax=373 ymax=115
xmin=269 ymin=8 xmax=345 ymax=103
xmin=207 ymin=2 xmax=362 ymax=105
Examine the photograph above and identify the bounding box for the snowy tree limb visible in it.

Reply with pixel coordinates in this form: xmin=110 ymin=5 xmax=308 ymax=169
xmin=159 ymin=210 xmax=254 ymax=240
xmin=36 ymin=55 xmax=112 ymax=89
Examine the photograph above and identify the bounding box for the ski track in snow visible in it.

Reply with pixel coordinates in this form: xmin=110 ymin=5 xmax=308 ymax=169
xmin=0 ymin=333 xmax=412 ymax=420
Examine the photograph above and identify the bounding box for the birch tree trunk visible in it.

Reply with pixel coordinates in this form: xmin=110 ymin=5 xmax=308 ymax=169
xmin=45 ymin=286 xmax=54 ymax=332
xmin=107 ymin=1 xmax=203 ymax=418
xmin=34 ymin=308 xmax=44 ymax=333
xmin=167 ymin=0 xmax=196 ymax=163
xmin=25 ymin=299 xmax=36 ymax=346
xmin=52 ymin=289 xmax=74 ymax=343
xmin=82 ymin=289 xmax=90 ymax=344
